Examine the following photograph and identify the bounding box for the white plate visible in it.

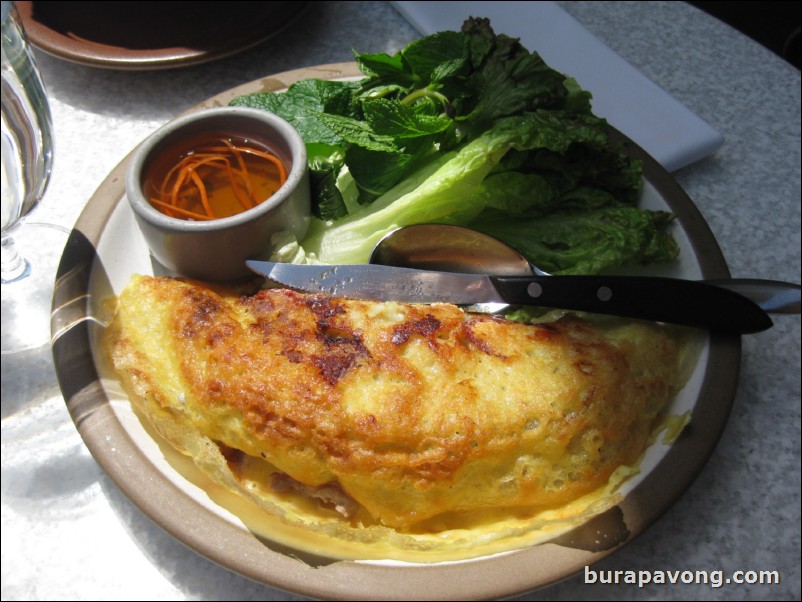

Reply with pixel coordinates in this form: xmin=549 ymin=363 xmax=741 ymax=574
xmin=51 ymin=63 xmax=740 ymax=600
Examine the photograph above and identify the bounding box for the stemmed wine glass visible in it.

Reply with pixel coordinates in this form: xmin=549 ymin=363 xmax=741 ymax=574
xmin=2 ymin=0 xmax=63 ymax=354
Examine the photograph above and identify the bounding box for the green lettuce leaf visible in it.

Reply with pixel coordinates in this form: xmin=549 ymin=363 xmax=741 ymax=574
xmin=471 ymin=207 xmax=679 ymax=275
xmin=294 ymin=110 xmax=622 ymax=264
xmin=231 ymin=17 xmax=678 ymax=277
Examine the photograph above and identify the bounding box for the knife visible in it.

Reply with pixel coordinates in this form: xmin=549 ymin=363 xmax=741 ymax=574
xmin=246 ymin=260 xmax=773 ymax=334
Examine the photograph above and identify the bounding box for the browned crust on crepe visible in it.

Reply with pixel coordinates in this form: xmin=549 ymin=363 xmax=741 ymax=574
xmin=106 ymin=275 xmax=684 ymax=531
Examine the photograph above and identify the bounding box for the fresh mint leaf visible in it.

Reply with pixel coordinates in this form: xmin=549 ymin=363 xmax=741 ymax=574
xmin=355 ymin=51 xmax=410 ymax=82
xmin=283 ymin=79 xmax=360 ymax=115
xmin=345 ymin=137 xmax=437 ymax=202
xmin=429 ymin=58 xmax=468 ymax=84
xmin=310 ymin=111 xmax=398 ymax=152
xmin=231 ymin=79 xmax=360 ymax=146
xmin=362 ymin=99 xmax=452 ymax=138
xmin=310 ymin=165 xmax=348 ymax=220
xmin=400 ymin=30 xmax=468 ymax=83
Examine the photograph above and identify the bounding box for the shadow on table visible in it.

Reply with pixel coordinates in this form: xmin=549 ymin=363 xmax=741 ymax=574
xmin=97 ymin=472 xmax=310 ymax=601
xmin=1 ymin=339 xmax=62 ymax=420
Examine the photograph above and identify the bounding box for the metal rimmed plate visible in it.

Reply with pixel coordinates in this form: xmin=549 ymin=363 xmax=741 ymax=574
xmin=17 ymin=1 xmax=309 ymax=71
xmin=51 ymin=62 xmax=740 ymax=600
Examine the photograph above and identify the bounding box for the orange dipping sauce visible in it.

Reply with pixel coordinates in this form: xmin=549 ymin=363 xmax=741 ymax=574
xmin=144 ymin=134 xmax=288 ymax=221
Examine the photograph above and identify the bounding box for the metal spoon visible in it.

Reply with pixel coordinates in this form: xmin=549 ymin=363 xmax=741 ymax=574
xmin=370 ymin=224 xmax=801 ymax=314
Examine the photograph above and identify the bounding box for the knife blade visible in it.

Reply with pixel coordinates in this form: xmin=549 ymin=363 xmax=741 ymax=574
xmin=246 ymin=260 xmax=773 ymax=334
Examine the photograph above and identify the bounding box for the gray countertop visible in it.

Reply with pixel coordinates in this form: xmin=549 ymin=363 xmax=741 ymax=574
xmin=1 ymin=2 xmax=799 ymax=600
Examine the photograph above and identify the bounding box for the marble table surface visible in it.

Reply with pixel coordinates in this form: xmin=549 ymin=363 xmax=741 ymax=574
xmin=2 ymin=2 xmax=799 ymax=600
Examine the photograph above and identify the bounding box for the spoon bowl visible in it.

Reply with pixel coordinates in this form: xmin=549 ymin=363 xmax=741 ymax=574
xmin=371 ymin=223 xmax=542 ymax=276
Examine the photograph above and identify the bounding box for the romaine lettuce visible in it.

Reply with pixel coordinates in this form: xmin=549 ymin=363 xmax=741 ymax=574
xmin=232 ymin=17 xmax=678 ymax=274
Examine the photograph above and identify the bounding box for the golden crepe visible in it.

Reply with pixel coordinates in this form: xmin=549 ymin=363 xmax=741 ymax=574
xmin=105 ymin=274 xmax=692 ymax=557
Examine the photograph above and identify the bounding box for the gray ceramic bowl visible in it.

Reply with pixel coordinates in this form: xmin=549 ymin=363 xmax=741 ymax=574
xmin=126 ymin=106 xmax=310 ymax=281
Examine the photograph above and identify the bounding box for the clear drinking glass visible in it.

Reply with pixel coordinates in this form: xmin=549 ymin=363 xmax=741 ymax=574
xmin=2 ymin=0 xmax=62 ymax=354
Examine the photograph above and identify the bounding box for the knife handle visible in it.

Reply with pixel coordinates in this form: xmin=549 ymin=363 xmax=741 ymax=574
xmin=490 ymin=275 xmax=773 ymax=334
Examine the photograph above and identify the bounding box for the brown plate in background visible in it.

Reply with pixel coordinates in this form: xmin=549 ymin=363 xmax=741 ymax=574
xmin=17 ymin=1 xmax=309 ymax=70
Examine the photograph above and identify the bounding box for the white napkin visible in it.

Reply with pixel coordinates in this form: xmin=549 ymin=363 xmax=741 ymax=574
xmin=391 ymin=1 xmax=724 ymax=172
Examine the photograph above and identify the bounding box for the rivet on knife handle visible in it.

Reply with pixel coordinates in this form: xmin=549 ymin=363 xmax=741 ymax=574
xmin=490 ymin=275 xmax=773 ymax=334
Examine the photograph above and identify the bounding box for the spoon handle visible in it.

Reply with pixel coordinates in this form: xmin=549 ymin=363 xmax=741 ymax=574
xmin=490 ymin=275 xmax=773 ymax=334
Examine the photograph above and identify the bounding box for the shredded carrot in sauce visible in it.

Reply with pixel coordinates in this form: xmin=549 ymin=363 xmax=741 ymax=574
xmin=146 ymin=138 xmax=288 ymax=221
